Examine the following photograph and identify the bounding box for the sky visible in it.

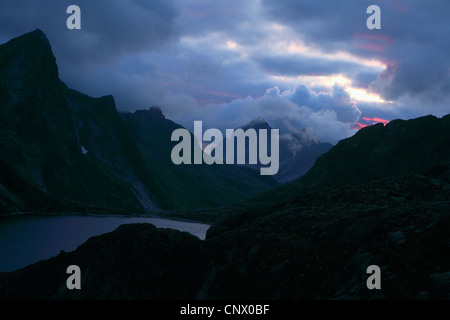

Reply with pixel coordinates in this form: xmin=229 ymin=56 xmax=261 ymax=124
xmin=0 ymin=0 xmax=449 ymax=144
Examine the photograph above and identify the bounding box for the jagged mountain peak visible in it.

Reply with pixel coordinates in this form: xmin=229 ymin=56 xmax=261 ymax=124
xmin=20 ymin=29 xmax=48 ymax=43
xmin=0 ymin=29 xmax=58 ymax=81
xmin=0 ymin=29 xmax=278 ymax=214
xmin=128 ymin=106 xmax=166 ymax=120
xmin=241 ymin=117 xmax=272 ymax=131
xmin=148 ymin=105 xmax=165 ymax=118
xmin=6 ymin=29 xmax=50 ymax=47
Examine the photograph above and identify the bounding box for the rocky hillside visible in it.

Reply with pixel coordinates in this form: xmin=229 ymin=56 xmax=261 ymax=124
xmin=256 ymin=114 xmax=450 ymax=203
xmin=1 ymin=128 xmax=449 ymax=299
xmin=0 ymin=224 xmax=206 ymax=299
xmin=0 ymin=30 xmax=278 ymax=214
xmin=202 ymin=169 xmax=450 ymax=299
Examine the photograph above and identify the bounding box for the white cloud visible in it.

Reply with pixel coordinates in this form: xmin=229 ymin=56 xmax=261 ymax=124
xmin=171 ymin=84 xmax=360 ymax=145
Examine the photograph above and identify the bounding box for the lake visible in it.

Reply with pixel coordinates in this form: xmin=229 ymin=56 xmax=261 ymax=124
xmin=0 ymin=214 xmax=210 ymax=272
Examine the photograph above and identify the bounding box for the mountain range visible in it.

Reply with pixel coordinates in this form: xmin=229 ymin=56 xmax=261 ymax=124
xmin=0 ymin=29 xmax=280 ymax=214
xmin=1 ymin=113 xmax=448 ymax=299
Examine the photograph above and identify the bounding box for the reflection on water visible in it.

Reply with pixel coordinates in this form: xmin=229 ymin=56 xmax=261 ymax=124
xmin=0 ymin=215 xmax=210 ymax=272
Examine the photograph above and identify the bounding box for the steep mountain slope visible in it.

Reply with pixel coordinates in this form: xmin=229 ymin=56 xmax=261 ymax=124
xmin=0 ymin=29 xmax=143 ymax=213
xmin=277 ymin=131 xmax=333 ymax=184
xmin=257 ymin=114 xmax=450 ymax=203
xmin=0 ymin=29 xmax=278 ymax=214
xmin=120 ymin=107 xmax=278 ymax=209
xmin=299 ymin=115 xmax=450 ymax=188
xmin=0 ymin=161 xmax=70 ymax=215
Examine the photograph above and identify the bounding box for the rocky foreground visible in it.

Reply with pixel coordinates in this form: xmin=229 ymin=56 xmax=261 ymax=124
xmin=1 ymin=168 xmax=449 ymax=300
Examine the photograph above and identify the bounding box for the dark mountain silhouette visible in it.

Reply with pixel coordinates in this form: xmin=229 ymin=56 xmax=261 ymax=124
xmin=0 ymin=29 xmax=278 ymax=214
xmin=1 ymin=113 xmax=449 ymax=299
xmin=254 ymin=114 xmax=450 ymax=203
xmin=0 ymin=30 xmax=142 ymax=213
xmin=220 ymin=117 xmax=332 ymax=184
xmin=120 ymin=107 xmax=278 ymax=210
xmin=0 ymin=223 xmax=206 ymax=299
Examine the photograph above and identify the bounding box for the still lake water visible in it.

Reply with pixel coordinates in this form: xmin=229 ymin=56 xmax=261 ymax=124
xmin=0 ymin=214 xmax=210 ymax=272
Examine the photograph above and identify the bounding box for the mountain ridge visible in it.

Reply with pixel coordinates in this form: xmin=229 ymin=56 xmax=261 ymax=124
xmin=0 ymin=29 xmax=278 ymax=214
xmin=252 ymin=113 xmax=450 ymax=203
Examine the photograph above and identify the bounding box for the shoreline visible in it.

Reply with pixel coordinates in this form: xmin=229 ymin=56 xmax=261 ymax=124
xmin=5 ymin=211 xmax=214 ymax=226
xmin=0 ymin=213 xmax=212 ymax=272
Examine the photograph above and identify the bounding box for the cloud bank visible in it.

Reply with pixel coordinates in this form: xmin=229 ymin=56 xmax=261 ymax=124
xmin=178 ymin=85 xmax=360 ymax=145
xmin=0 ymin=0 xmax=448 ymax=145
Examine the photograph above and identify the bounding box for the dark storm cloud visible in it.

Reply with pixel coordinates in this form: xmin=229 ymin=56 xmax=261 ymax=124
xmin=0 ymin=0 xmax=181 ymax=112
xmin=257 ymin=55 xmax=375 ymax=78
xmin=261 ymin=0 xmax=369 ymax=53
xmin=262 ymin=0 xmax=450 ymax=117
xmin=0 ymin=0 xmax=179 ymax=64
xmin=1 ymin=0 xmax=448 ymax=141
xmin=353 ymin=71 xmax=379 ymax=88
xmin=174 ymin=0 xmax=263 ymax=44
xmin=369 ymin=48 xmax=450 ymax=107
